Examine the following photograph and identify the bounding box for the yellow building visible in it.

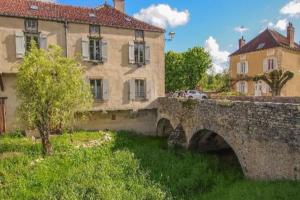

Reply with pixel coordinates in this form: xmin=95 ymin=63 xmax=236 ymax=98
xmin=0 ymin=0 xmax=165 ymax=134
xmin=229 ymin=23 xmax=300 ymax=97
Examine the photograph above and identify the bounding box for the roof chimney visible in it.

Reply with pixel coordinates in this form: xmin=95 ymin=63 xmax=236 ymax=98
xmin=113 ymin=0 xmax=125 ymax=13
xmin=239 ymin=36 xmax=246 ymax=49
xmin=287 ymin=22 xmax=295 ymax=48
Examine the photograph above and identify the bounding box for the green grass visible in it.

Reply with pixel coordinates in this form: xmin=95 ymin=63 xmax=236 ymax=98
xmin=0 ymin=131 xmax=299 ymax=200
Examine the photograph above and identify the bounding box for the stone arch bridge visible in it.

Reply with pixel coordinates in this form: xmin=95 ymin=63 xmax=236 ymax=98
xmin=156 ymin=97 xmax=300 ymax=180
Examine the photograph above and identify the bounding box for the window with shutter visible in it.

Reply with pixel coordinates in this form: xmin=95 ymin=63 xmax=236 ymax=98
xmin=145 ymin=45 xmax=150 ymax=64
xmin=101 ymin=40 xmax=108 ymax=63
xmin=102 ymin=79 xmax=109 ymax=101
xmin=39 ymin=34 xmax=47 ymax=50
xmin=129 ymin=79 xmax=136 ymax=100
xmin=82 ymin=37 xmax=89 ymax=61
xmin=134 ymin=43 xmax=145 ymax=65
xmin=15 ymin=31 xmax=25 ymax=58
xmin=135 ymin=79 xmax=146 ymax=99
xmin=129 ymin=41 xmax=135 ymax=64
xmin=90 ymin=79 xmax=103 ymax=101
xmin=89 ymin=38 xmax=101 ymax=61
xmin=25 ymin=19 xmax=38 ymax=33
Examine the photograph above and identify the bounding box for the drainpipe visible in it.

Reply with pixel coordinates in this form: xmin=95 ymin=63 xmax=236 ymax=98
xmin=64 ymin=21 xmax=68 ymax=57
xmin=0 ymin=72 xmax=4 ymax=92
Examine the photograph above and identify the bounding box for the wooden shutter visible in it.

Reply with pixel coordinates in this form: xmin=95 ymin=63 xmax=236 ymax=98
xmin=236 ymin=82 xmax=240 ymax=92
xmin=273 ymin=58 xmax=278 ymax=69
xmin=245 ymin=61 xmax=249 ymax=74
xmin=129 ymin=41 xmax=135 ymax=64
xmin=102 ymin=79 xmax=109 ymax=101
xmin=82 ymin=36 xmax=89 ymax=61
xmin=129 ymin=79 xmax=136 ymax=100
xmin=145 ymin=44 xmax=150 ymax=64
xmin=244 ymin=81 xmax=248 ymax=94
xmin=263 ymin=58 xmax=268 ymax=72
xmin=237 ymin=62 xmax=241 ymax=74
xmin=39 ymin=33 xmax=48 ymax=50
xmin=101 ymin=40 xmax=108 ymax=63
xmin=146 ymin=80 xmax=153 ymax=100
xmin=15 ymin=31 xmax=25 ymax=58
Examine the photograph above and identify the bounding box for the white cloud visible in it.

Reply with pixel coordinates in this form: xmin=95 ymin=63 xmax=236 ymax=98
xmin=280 ymin=0 xmax=300 ymax=17
xmin=204 ymin=37 xmax=230 ymax=74
xmin=261 ymin=19 xmax=288 ymax=32
xmin=234 ymin=26 xmax=249 ymax=34
xmin=133 ymin=4 xmax=189 ymax=29
xmin=274 ymin=19 xmax=288 ymax=31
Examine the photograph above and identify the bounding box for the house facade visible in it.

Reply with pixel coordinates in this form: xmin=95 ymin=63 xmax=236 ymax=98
xmin=229 ymin=23 xmax=300 ymax=97
xmin=0 ymin=0 xmax=165 ymax=134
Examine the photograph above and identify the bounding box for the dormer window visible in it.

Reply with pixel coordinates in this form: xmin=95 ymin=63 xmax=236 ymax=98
xmin=89 ymin=13 xmax=96 ymax=18
xmin=30 ymin=5 xmax=39 ymax=11
xmin=90 ymin=25 xmax=100 ymax=36
xmin=257 ymin=43 xmax=265 ymax=50
xmin=25 ymin=19 xmax=38 ymax=32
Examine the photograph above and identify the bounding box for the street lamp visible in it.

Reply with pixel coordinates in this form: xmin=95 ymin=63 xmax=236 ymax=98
xmin=165 ymin=31 xmax=175 ymax=41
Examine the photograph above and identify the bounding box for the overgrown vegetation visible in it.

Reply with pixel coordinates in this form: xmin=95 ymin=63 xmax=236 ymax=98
xmin=1 ymin=131 xmax=299 ymax=200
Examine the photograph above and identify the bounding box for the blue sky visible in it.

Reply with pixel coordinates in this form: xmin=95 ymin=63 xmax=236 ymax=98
xmin=53 ymin=0 xmax=300 ymax=72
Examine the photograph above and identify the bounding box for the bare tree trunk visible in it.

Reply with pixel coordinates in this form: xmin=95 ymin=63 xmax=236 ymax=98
xmin=41 ymin=131 xmax=53 ymax=156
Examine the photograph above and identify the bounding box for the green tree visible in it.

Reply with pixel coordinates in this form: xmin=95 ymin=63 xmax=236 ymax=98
xmin=253 ymin=69 xmax=294 ymax=96
xmin=182 ymin=47 xmax=212 ymax=90
xmin=16 ymin=43 xmax=93 ymax=155
xmin=165 ymin=51 xmax=184 ymax=92
xmin=165 ymin=47 xmax=212 ymax=92
xmin=199 ymin=70 xmax=231 ymax=92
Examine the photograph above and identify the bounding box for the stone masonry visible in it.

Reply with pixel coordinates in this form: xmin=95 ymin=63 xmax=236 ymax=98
xmin=156 ymin=97 xmax=300 ymax=180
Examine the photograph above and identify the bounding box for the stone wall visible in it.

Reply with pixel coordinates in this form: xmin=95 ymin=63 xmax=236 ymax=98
xmin=212 ymin=96 xmax=300 ymax=104
xmin=75 ymin=109 xmax=158 ymax=136
xmin=157 ymin=97 xmax=300 ymax=180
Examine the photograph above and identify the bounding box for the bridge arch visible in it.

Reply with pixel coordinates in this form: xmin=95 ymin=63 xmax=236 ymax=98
xmin=188 ymin=128 xmax=246 ymax=174
xmin=156 ymin=118 xmax=174 ymax=137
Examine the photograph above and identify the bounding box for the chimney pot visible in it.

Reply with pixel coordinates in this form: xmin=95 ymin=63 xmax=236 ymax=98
xmin=287 ymin=22 xmax=295 ymax=48
xmin=239 ymin=36 xmax=246 ymax=49
xmin=113 ymin=0 xmax=125 ymax=13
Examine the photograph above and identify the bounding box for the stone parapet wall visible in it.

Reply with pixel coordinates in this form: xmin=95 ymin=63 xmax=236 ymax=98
xmin=211 ymin=96 xmax=300 ymax=104
xmin=157 ymin=97 xmax=300 ymax=180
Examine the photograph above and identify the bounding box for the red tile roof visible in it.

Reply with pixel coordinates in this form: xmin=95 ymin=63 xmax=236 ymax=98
xmin=230 ymin=29 xmax=300 ymax=56
xmin=0 ymin=0 xmax=164 ymax=33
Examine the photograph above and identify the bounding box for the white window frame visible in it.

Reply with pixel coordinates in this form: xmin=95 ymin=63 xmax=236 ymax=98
xmin=135 ymin=79 xmax=146 ymax=99
xmin=90 ymin=25 xmax=100 ymax=35
xmin=25 ymin=19 xmax=38 ymax=32
xmin=25 ymin=33 xmax=40 ymax=52
xmin=90 ymin=79 xmax=103 ymax=101
xmin=89 ymin=38 xmax=102 ymax=62
xmin=268 ymin=58 xmax=275 ymax=71
xmin=240 ymin=62 xmax=246 ymax=74
xmin=134 ymin=43 xmax=145 ymax=65
xmin=237 ymin=81 xmax=248 ymax=94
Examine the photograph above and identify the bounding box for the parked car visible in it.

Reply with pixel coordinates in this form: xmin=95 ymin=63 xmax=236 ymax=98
xmin=172 ymin=91 xmax=186 ymax=98
xmin=185 ymin=90 xmax=208 ymax=99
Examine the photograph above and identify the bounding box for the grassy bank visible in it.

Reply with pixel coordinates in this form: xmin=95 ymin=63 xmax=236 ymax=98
xmin=0 ymin=131 xmax=299 ymax=200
